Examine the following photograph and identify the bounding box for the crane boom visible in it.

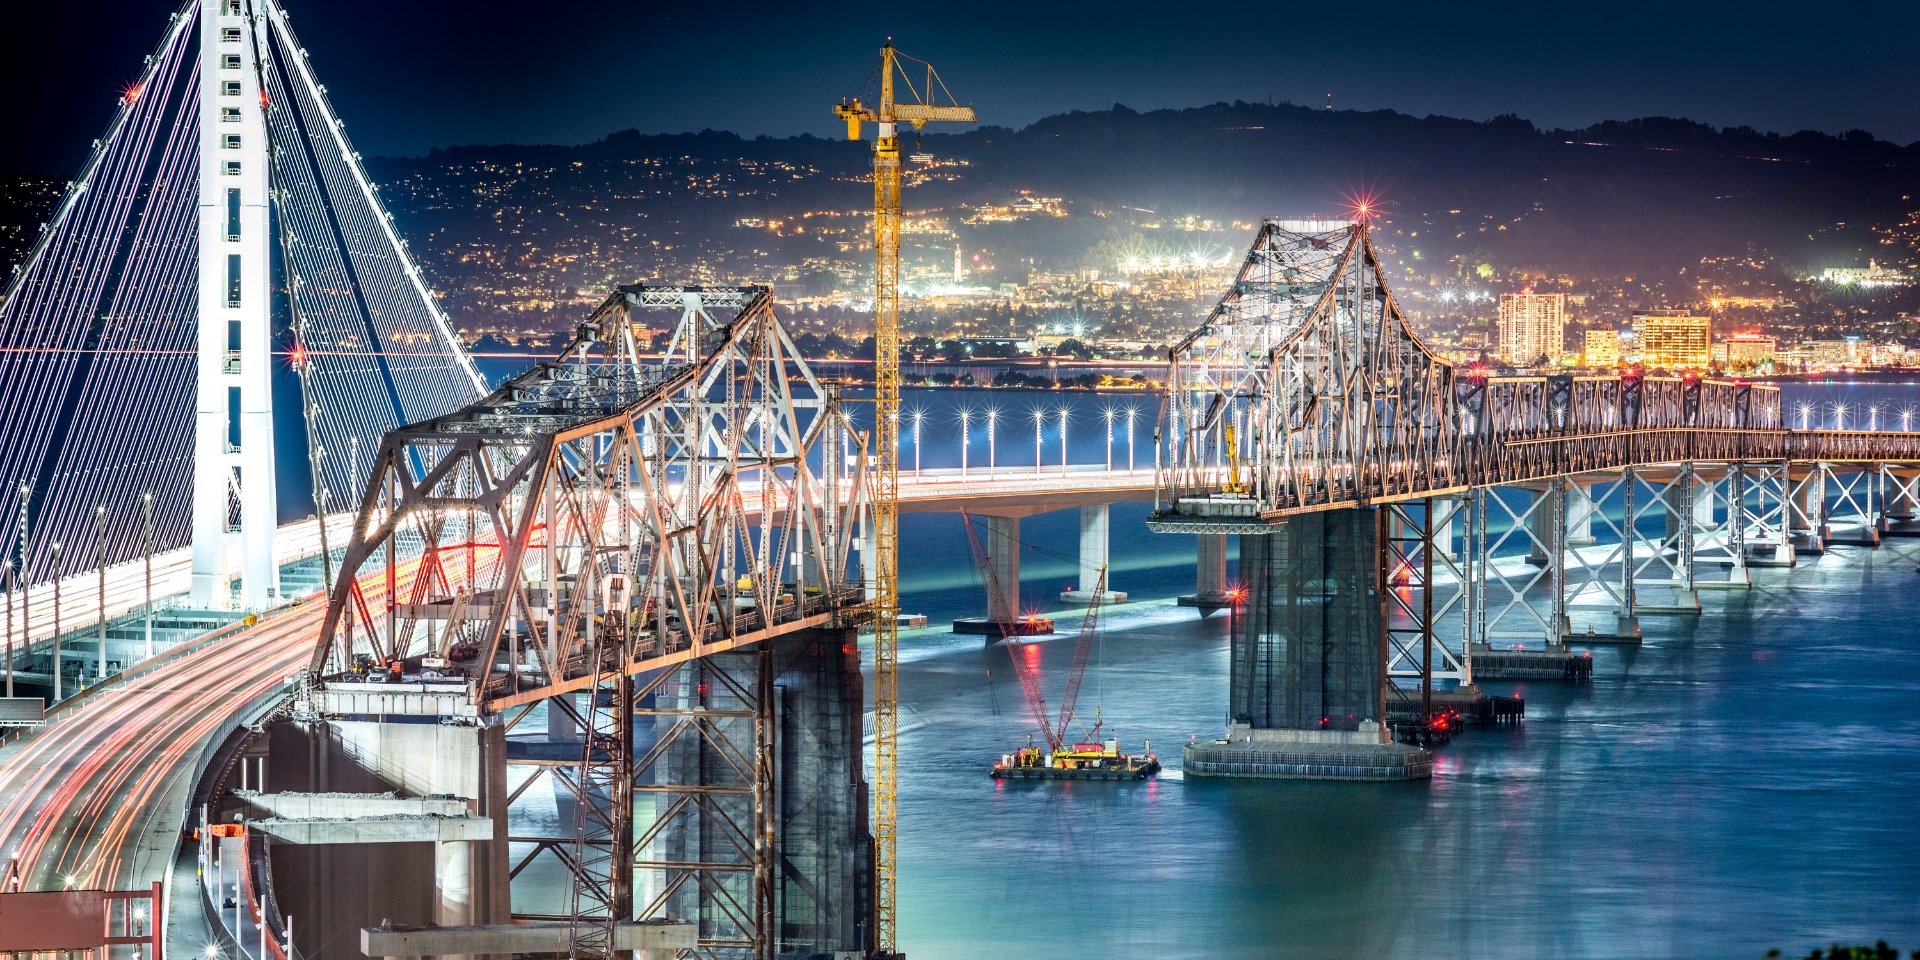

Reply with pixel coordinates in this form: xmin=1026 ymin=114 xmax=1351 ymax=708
xmin=836 ymin=41 xmax=974 ymax=958
xmin=959 ymin=510 xmax=1060 ymax=750
xmin=1055 ymin=565 xmax=1106 ymax=742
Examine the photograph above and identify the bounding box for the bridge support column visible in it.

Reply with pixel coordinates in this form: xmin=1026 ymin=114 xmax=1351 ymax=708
xmin=1469 ymin=485 xmax=1583 ymax=677
xmin=1631 ymin=465 xmax=1700 ymax=613
xmin=546 ymin=693 xmax=577 ymax=742
xmin=436 ymin=838 xmax=474 ymax=928
xmin=641 ymin=631 xmax=871 ymax=957
xmin=953 ymin=513 xmax=1052 ymax=637
xmin=1177 ymin=533 xmax=1232 ymax=615
xmin=1735 ymin=461 xmax=1796 ymax=567
xmin=1824 ymin=466 xmax=1881 ymax=546
xmin=1691 ymin=465 xmax=1752 ymax=589
xmin=1183 ymin=510 xmax=1431 ymax=780
xmin=1430 ymin=497 xmax=1460 ymax=560
xmin=1790 ymin=463 xmax=1829 ymax=554
xmin=192 ymin=0 xmax=278 ymax=610
xmin=1559 ymin=473 xmax=1640 ymax=641
xmin=1382 ymin=498 xmax=1477 ymax=724
xmin=1881 ymin=464 xmax=1920 ymax=537
xmin=321 ymin=719 xmax=512 ymax=932
xmin=1060 ymin=504 xmax=1127 ymax=605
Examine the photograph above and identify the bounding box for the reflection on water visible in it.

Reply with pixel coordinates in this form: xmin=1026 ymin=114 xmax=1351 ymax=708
xmin=888 ymin=384 xmax=1920 ymax=960
xmin=896 ymin=539 xmax=1920 ymax=958
xmin=489 ymin=377 xmax=1920 ymax=956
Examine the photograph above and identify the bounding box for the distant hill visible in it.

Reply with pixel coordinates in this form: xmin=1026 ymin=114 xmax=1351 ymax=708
xmin=368 ymin=101 xmax=1920 ymax=278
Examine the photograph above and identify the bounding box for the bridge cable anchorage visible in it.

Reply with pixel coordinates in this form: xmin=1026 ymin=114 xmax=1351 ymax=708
xmin=303 ymin=284 xmax=868 ymax=957
xmin=835 ymin=39 xmax=975 ymax=956
xmin=0 ymin=0 xmax=479 ymax=616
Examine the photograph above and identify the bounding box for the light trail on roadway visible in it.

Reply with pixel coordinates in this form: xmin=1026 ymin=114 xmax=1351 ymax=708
xmin=0 ymin=549 xmax=472 ymax=893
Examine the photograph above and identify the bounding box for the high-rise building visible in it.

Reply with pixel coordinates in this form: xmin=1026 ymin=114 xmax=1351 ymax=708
xmin=1583 ymin=329 xmax=1621 ymax=369
xmin=1497 ymin=292 xmax=1567 ymax=366
xmin=1633 ymin=310 xmax=1711 ymax=370
xmin=1723 ymin=334 xmax=1776 ymax=374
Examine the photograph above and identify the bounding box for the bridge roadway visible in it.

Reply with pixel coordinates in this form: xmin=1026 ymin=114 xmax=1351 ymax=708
xmin=0 ymin=552 xmax=431 ymax=902
xmin=0 ymin=462 xmax=1143 ymax=901
xmin=9 ymin=465 xmax=1151 ymax=652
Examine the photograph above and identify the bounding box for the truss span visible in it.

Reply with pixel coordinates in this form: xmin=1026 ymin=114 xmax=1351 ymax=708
xmin=306 ymin=285 xmax=871 ymax=712
xmin=1152 ymin=220 xmax=1920 ymax=532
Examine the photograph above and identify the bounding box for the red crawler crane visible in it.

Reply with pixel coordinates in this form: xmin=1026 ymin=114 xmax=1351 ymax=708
xmin=960 ymin=509 xmax=1107 ymax=752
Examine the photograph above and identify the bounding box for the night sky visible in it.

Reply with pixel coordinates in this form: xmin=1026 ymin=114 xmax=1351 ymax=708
xmin=4 ymin=0 xmax=1919 ymax=174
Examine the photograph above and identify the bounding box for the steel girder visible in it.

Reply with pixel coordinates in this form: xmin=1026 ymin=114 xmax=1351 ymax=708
xmin=306 ymin=285 xmax=870 ymax=711
xmin=1382 ymin=498 xmax=1471 ymax=704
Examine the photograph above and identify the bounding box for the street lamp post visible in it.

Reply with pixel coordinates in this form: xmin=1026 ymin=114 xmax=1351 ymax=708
xmin=1031 ymin=410 xmax=1045 ymax=477
xmin=1126 ymin=407 xmax=1137 ymax=472
xmin=1057 ymin=406 xmax=1069 ymax=474
xmin=143 ymin=492 xmax=154 ymax=660
xmin=1103 ymin=407 xmax=1116 ymax=472
xmin=15 ymin=483 xmax=27 ymax=699
xmin=3 ymin=560 xmax=12 ymax=698
xmin=958 ymin=409 xmax=972 ymax=478
xmin=51 ymin=542 xmax=62 ymax=701
xmin=95 ymin=505 xmax=106 ymax=686
xmin=986 ymin=408 xmax=999 ymax=478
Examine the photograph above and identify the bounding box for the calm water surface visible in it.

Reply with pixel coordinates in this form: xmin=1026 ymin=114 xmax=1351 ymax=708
xmin=885 ymin=383 xmax=1920 ymax=960
xmin=490 ymin=373 xmax=1920 ymax=957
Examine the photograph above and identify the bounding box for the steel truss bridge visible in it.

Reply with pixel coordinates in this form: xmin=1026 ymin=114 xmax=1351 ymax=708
xmin=299 ymin=284 xmax=872 ymax=958
xmin=305 ymin=284 xmax=868 ymax=709
xmin=1153 ymin=218 xmax=1920 ymax=700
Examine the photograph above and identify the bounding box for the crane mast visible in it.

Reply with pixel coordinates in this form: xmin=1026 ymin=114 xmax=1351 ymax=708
xmin=834 ymin=42 xmax=973 ymax=956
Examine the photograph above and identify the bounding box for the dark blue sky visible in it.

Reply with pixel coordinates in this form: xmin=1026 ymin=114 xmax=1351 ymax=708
xmin=6 ymin=0 xmax=1919 ymax=173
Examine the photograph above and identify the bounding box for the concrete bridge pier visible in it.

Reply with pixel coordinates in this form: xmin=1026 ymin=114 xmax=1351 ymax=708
xmin=1177 ymin=533 xmax=1233 ymax=615
xmin=324 ymin=719 xmax=513 ymax=931
xmin=954 ymin=511 xmax=1053 ymax=637
xmin=1059 ymin=503 xmax=1128 ymax=606
xmin=1525 ymin=485 xmax=1562 ymax=567
xmin=1183 ymin=510 xmax=1431 ymax=781
xmin=1565 ymin=487 xmax=1597 ymax=547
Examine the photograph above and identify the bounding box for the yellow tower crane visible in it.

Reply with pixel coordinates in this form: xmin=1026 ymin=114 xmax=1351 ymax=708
xmin=835 ymin=42 xmax=973 ymax=956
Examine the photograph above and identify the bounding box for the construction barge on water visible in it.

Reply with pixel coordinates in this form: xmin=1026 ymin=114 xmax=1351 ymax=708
xmin=992 ymin=738 xmax=1161 ymax=781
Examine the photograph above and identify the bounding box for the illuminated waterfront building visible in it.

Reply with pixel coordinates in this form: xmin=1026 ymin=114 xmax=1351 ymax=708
xmin=1497 ymin=292 xmax=1566 ymax=366
xmin=1723 ymin=333 xmax=1776 ymax=374
xmin=1632 ymin=310 xmax=1711 ymax=371
xmin=1583 ymin=329 xmax=1621 ymax=368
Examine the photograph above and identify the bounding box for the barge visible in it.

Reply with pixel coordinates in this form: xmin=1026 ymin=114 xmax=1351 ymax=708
xmin=991 ymin=738 xmax=1161 ymax=782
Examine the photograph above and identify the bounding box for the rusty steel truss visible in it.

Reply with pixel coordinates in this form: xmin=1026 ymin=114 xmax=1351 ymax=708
xmin=1152 ymin=220 xmax=1920 ymax=533
xmin=306 ymin=284 xmax=870 ymax=705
